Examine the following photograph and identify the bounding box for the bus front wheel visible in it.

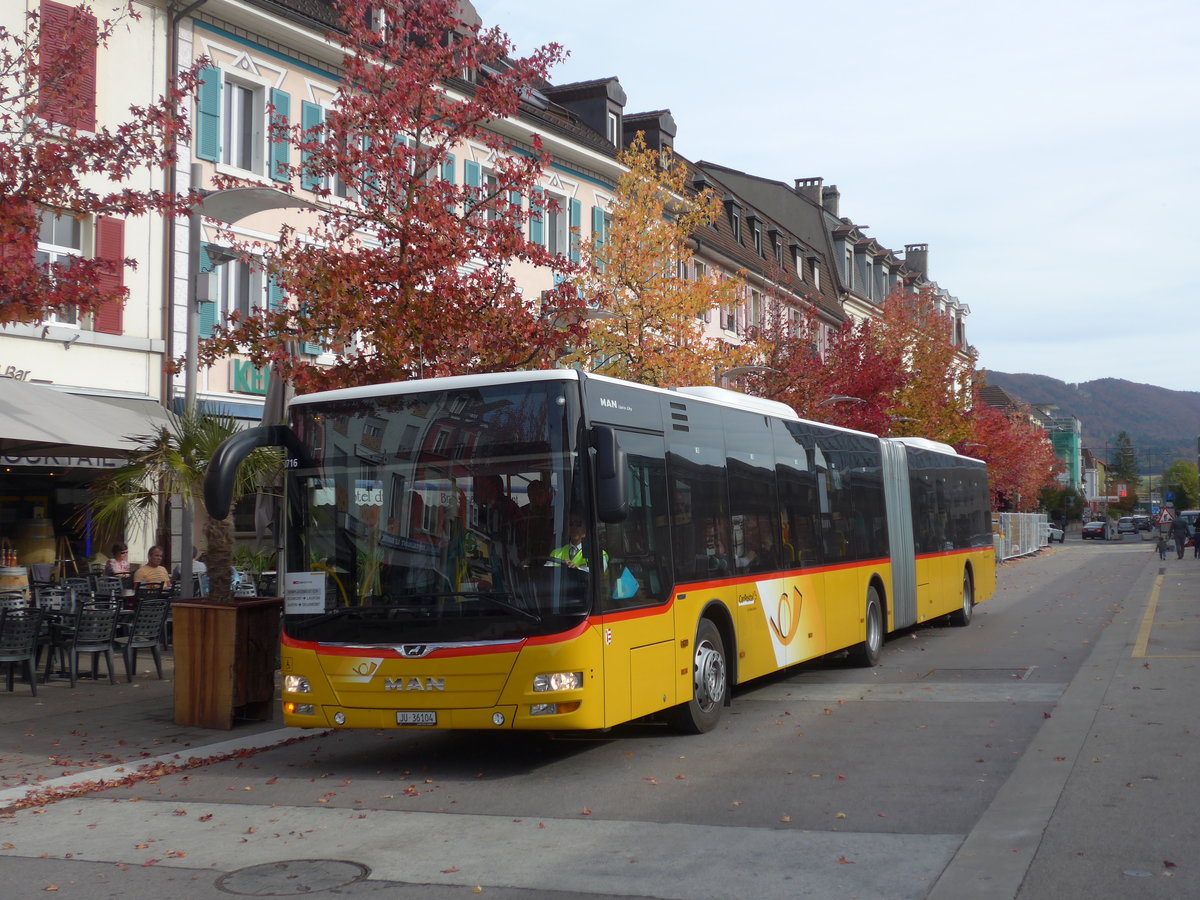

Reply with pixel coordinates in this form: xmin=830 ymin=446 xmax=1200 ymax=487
xmin=668 ymin=618 xmax=727 ymax=734
xmin=848 ymin=587 xmax=884 ymax=667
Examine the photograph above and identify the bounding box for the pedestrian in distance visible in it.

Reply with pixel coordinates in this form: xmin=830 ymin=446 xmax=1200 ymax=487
xmin=1169 ymin=516 xmax=1190 ymax=560
xmin=1155 ymin=532 xmax=1169 ymax=560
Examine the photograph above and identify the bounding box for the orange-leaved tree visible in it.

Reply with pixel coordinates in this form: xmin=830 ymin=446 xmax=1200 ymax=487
xmin=875 ymin=286 xmax=976 ymax=445
xmin=192 ymin=0 xmax=581 ymax=391
xmin=0 ymin=1 xmax=201 ymax=325
xmin=567 ymin=133 xmax=748 ymax=387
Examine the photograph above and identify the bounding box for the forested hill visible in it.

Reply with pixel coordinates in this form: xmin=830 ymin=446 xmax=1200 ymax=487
xmin=982 ymin=372 xmax=1200 ymax=463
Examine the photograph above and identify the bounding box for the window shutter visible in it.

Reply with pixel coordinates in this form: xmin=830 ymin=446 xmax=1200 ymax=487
xmin=529 ymin=188 xmax=544 ymax=245
xmin=267 ymin=275 xmax=284 ymax=313
xmin=591 ymin=206 xmax=606 ymax=246
xmin=440 ymin=153 xmax=456 ymax=183
xmin=38 ymin=1 xmax=97 ymax=131
xmin=568 ymin=198 xmax=582 ymax=263
xmin=300 ymin=102 xmax=324 ymax=192
xmin=93 ymin=216 xmax=125 ymax=334
xmin=464 ymin=159 xmax=481 ymax=188
xmin=197 ymin=243 xmax=218 ymax=338
xmin=269 ymin=88 xmax=290 ymax=184
xmin=196 ymin=66 xmax=222 ymax=163
xmin=0 ymin=200 xmax=36 ymax=266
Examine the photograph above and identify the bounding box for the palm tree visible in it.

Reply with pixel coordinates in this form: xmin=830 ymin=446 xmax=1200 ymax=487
xmin=81 ymin=412 xmax=281 ymax=599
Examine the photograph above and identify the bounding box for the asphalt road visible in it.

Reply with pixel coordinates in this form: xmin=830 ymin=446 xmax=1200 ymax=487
xmin=4 ymin=537 xmax=1197 ymax=899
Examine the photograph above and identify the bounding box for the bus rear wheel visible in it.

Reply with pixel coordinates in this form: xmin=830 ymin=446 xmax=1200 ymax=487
xmin=848 ymin=587 xmax=883 ymax=667
xmin=949 ymin=570 xmax=974 ymax=626
xmin=668 ymin=618 xmax=727 ymax=734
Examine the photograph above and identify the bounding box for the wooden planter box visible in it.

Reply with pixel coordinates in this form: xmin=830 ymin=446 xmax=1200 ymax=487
xmin=172 ymin=596 xmax=282 ymax=729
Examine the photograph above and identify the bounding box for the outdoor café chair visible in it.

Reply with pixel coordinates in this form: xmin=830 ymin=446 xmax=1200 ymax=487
xmin=43 ymin=604 xmax=119 ymax=687
xmin=114 ymin=597 xmax=170 ymax=681
xmin=34 ymin=585 xmax=70 ymax=612
xmin=133 ymin=581 xmax=166 ymax=600
xmin=0 ymin=589 xmax=28 ymax=613
xmin=0 ymin=606 xmax=46 ymax=696
xmin=94 ymin=575 xmax=124 ymax=604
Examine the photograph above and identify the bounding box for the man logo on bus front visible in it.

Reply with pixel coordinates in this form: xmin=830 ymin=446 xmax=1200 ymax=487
xmin=401 ymin=645 xmax=429 ymax=658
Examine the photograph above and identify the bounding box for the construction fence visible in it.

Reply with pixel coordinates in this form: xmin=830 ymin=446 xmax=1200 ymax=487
xmin=994 ymin=512 xmax=1050 ymax=561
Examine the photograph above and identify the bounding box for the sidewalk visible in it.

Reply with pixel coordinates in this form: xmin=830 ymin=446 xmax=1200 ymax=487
xmin=0 ymin=650 xmax=303 ymax=810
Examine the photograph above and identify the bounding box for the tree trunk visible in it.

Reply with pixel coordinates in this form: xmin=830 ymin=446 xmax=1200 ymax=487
xmin=204 ymin=516 xmax=235 ymax=601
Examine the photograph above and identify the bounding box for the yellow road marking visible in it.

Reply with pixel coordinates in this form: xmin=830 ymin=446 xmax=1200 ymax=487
xmin=1132 ymin=574 xmax=1162 ymax=658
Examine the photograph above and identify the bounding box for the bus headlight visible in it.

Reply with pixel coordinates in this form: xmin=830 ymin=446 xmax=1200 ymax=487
xmin=283 ymin=674 xmax=311 ymax=694
xmin=533 ymin=672 xmax=583 ymax=692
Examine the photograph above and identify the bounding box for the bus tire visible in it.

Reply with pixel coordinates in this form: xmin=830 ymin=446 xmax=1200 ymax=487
xmin=848 ymin=586 xmax=884 ymax=667
xmin=668 ymin=618 xmax=727 ymax=734
xmin=949 ymin=569 xmax=974 ymax=627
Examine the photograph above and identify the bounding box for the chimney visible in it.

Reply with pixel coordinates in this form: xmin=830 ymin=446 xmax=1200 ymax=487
xmin=904 ymin=243 xmax=929 ymax=279
xmin=795 ymin=177 xmax=823 ymax=205
xmin=821 ymin=184 xmax=839 ymax=217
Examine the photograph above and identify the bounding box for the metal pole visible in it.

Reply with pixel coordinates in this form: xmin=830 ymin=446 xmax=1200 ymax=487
xmin=178 ymin=163 xmax=202 ymax=600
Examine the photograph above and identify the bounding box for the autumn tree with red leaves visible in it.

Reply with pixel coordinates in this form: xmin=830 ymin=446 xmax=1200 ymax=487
xmin=962 ymin=395 xmax=1062 ymax=511
xmin=745 ymin=296 xmax=907 ymax=434
xmin=193 ymin=0 xmax=580 ymax=391
xmin=0 ymin=1 xmax=200 ymax=325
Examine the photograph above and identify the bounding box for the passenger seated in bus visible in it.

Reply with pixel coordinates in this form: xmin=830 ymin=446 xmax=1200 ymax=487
xmin=702 ymin=520 xmax=731 ymax=574
xmin=551 ymin=515 xmax=608 ymax=573
xmin=516 ymin=478 xmax=555 ymax=559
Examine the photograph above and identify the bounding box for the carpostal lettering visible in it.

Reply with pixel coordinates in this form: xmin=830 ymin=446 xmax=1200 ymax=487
xmin=384 ymin=677 xmax=445 ymax=692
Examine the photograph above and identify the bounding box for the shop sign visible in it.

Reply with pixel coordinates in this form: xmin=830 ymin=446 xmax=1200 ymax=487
xmin=2 ymin=365 xmax=34 ymax=381
xmin=231 ymin=359 xmax=270 ymax=396
xmin=1 ymin=455 xmax=121 ymax=469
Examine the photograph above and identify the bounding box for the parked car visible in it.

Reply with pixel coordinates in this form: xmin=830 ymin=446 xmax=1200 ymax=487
xmin=1134 ymin=515 xmax=1152 ymax=532
xmin=1082 ymin=521 xmax=1108 ymax=540
xmin=1045 ymin=522 xmax=1065 ymax=543
xmin=1117 ymin=516 xmax=1138 ymax=534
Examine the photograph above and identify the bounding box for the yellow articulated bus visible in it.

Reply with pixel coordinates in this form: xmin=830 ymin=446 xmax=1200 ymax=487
xmin=206 ymin=370 xmax=995 ymax=733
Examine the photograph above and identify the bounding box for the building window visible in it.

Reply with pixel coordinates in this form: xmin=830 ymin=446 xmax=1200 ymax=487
xmin=750 ymin=288 xmax=762 ymax=327
xmin=216 ymin=258 xmax=262 ymax=321
xmin=36 ymin=209 xmax=84 ymax=324
xmin=606 ymin=111 xmax=619 ymax=145
xmin=546 ymin=191 xmax=568 ymax=256
xmin=752 ymin=220 xmax=762 ymax=255
xmin=222 ymin=78 xmax=263 ymax=173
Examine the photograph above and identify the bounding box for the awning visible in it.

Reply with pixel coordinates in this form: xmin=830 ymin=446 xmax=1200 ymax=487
xmin=0 ymin=377 xmax=173 ymax=458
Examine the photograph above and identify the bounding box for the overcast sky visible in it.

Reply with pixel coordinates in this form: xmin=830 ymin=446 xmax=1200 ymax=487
xmin=473 ymin=0 xmax=1199 ymax=392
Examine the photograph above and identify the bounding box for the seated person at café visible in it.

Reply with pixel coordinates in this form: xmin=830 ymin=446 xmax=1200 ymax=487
xmin=132 ymin=545 xmax=172 ymax=589
xmin=103 ymin=542 xmax=131 ymax=577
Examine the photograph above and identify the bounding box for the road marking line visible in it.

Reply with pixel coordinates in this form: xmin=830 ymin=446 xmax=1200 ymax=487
xmin=1132 ymin=573 xmax=1163 ymax=658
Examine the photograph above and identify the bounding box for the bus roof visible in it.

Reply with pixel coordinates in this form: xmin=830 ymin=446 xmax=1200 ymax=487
xmin=286 ymin=369 xmax=956 ymax=448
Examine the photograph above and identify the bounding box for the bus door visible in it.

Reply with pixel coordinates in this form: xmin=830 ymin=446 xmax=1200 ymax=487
xmin=595 ymin=429 xmax=676 ymax=725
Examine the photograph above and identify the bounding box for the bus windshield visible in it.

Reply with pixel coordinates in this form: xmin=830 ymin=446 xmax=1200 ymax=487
xmin=284 ymin=379 xmax=592 ymax=644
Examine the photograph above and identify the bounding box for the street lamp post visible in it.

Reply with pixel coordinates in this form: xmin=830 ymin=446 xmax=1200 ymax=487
xmin=716 ymin=365 xmax=778 ymax=389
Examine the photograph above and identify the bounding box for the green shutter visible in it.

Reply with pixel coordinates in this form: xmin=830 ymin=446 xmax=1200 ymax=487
xmin=464 ymin=160 xmax=481 ymax=187
xmin=198 ymin=243 xmax=218 ymax=338
xmin=269 ymin=88 xmax=290 ymax=183
xmin=591 ymin=206 xmax=606 ymax=246
xmin=300 ymin=102 xmax=324 ymax=192
xmin=569 ymin=198 xmax=582 ymax=263
xmin=440 ymin=153 xmax=456 ymax=183
xmin=196 ymin=66 xmax=222 ymax=163
xmin=529 ymin=188 xmax=544 ymax=245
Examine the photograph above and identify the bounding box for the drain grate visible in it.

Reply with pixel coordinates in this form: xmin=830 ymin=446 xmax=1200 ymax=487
xmin=217 ymin=859 xmax=370 ymax=896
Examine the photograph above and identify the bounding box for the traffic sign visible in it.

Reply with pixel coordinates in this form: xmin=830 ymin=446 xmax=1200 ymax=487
xmin=1157 ymin=507 xmax=1175 ymax=524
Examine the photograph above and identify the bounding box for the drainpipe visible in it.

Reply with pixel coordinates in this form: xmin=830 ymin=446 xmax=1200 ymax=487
xmin=163 ymin=0 xmax=208 ymax=414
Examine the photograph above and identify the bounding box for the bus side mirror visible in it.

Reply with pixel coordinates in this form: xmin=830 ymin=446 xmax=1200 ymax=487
xmin=593 ymin=425 xmax=628 ymax=523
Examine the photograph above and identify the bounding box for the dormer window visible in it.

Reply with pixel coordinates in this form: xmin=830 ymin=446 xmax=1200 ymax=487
xmin=749 ymin=217 xmax=762 ymax=255
xmin=606 ymin=111 xmax=619 ymax=145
